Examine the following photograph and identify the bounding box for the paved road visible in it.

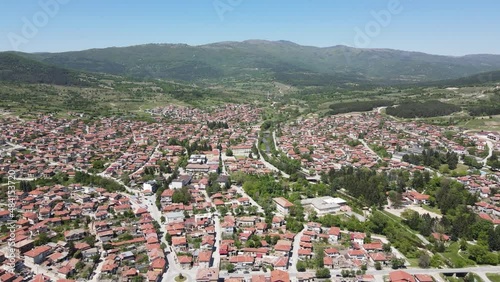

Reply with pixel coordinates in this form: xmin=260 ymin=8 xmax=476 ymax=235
xmin=130 ymin=143 xmax=161 ymax=177
xmin=371 ymin=234 xmax=409 ymax=264
xmin=272 ymin=131 xmax=279 ymax=151
xmin=200 ymin=189 xmax=222 ymax=269
xmin=232 ymin=185 xmax=264 ymax=214
xmin=219 ymin=265 xmax=499 ymax=282
xmin=212 ymin=216 xmax=222 ymax=268
xmin=482 ymin=140 xmax=494 ymax=166
xmin=254 ymin=137 xmax=290 ymax=178
xmin=359 ymin=139 xmax=382 ymax=161
xmin=87 ymin=221 xmax=106 ymax=282
xmin=141 ymin=194 xmax=197 ymax=282
xmin=289 ymin=226 xmax=306 ymax=272
xmin=91 ymin=169 xmax=197 ymax=281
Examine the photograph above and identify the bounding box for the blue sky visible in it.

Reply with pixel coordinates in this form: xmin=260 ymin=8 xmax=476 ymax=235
xmin=0 ymin=0 xmax=498 ymax=55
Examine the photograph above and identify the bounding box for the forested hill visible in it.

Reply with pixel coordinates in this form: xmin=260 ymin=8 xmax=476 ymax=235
xmin=0 ymin=53 xmax=89 ymax=86
xmin=12 ymin=40 xmax=500 ymax=86
xmin=419 ymin=70 xmax=500 ymax=88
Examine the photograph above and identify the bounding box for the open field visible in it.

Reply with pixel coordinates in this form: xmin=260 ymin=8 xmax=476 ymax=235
xmin=420 ymin=205 xmax=442 ymax=215
xmin=458 ymin=115 xmax=500 ymax=131
xmin=486 ymin=273 xmax=500 ymax=282
xmin=441 ymin=242 xmax=476 ymax=268
xmin=386 ymin=205 xmax=442 ymax=219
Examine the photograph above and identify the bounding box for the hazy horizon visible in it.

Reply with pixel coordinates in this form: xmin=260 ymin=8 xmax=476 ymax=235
xmin=6 ymin=39 xmax=499 ymax=58
xmin=1 ymin=0 xmax=499 ymax=56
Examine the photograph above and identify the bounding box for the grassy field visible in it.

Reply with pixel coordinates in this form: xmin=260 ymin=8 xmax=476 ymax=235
xmin=458 ymin=115 xmax=500 ymax=131
xmin=486 ymin=274 xmax=500 ymax=282
xmin=441 ymin=242 xmax=476 ymax=268
xmin=407 ymin=258 xmax=420 ymax=267
xmin=441 ymin=273 xmax=484 ymax=282
xmin=420 ymin=205 xmax=442 ymax=215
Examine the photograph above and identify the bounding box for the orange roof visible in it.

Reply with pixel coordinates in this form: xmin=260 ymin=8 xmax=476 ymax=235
xmin=251 ymin=275 xmax=267 ymax=282
xmin=271 ymin=269 xmax=290 ymax=282
xmin=229 ymin=255 xmax=254 ymax=263
xmin=171 ymin=236 xmax=187 ymax=245
xmin=324 ymin=256 xmax=334 ymax=265
xmin=389 ymin=271 xmax=415 ymax=282
xmin=123 ymin=268 xmax=138 ymax=277
xmin=273 ymin=197 xmax=294 ymax=208
xmin=25 ymin=245 xmax=51 ymax=258
xmin=198 ymin=251 xmax=212 ymax=262
xmin=178 ymin=255 xmax=192 ymax=264
xmin=151 ymin=258 xmax=166 ymax=269
xmin=328 ymin=226 xmax=341 ymax=236
xmin=414 ymin=274 xmax=433 ymax=282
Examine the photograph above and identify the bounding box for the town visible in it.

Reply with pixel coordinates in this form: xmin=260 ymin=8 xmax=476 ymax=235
xmin=0 ymin=103 xmax=499 ymax=282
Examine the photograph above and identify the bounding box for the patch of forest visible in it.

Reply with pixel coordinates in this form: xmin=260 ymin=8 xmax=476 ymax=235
xmin=328 ymin=100 xmax=393 ymax=115
xmin=386 ymin=100 xmax=460 ymax=118
xmin=402 ymin=148 xmax=459 ymax=170
xmin=0 ymin=53 xmax=89 ymax=86
xmin=468 ymin=93 xmax=500 ymax=116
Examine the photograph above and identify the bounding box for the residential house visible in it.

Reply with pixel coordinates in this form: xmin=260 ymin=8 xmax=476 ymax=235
xmin=273 ymin=197 xmax=294 ymax=216
xmin=196 ymin=268 xmax=219 ymax=282
xmin=24 ymin=245 xmax=51 ymax=265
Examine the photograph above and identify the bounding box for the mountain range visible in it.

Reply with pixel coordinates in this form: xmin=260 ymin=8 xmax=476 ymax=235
xmin=3 ymin=40 xmax=500 ymax=87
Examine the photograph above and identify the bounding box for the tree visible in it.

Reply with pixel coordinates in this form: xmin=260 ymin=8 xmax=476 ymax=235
xmin=84 ymin=235 xmax=96 ymax=247
xmin=316 ymin=268 xmax=331 ymax=278
xmin=430 ymin=254 xmax=443 ymax=268
xmin=375 ymin=262 xmax=382 ymax=270
xmin=418 ymin=252 xmax=431 ymax=268
xmin=92 ymin=254 xmax=101 ymax=264
xmin=383 ymin=243 xmax=392 ymax=253
xmin=35 ymin=232 xmax=50 ymax=246
xmin=73 ymin=250 xmax=82 ymax=259
xmin=75 ymin=260 xmax=84 ymax=270
xmin=460 ymin=239 xmax=468 ymax=251
xmin=296 ymin=261 xmax=306 ymax=272
xmin=389 ymin=191 xmax=403 ymax=208
xmin=314 ymin=246 xmax=325 ymax=268
xmin=226 ymin=148 xmax=233 ymax=156
xmin=172 ymin=186 xmax=192 ymax=204
xmin=391 ymin=258 xmax=405 ymax=269
xmin=165 ymin=233 xmax=172 ymax=245
xmin=227 ymin=263 xmax=235 ymax=273
xmin=67 ymin=241 xmax=76 ymax=257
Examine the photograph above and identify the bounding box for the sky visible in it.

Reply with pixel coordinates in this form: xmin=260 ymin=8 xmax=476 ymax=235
xmin=0 ymin=0 xmax=498 ymax=56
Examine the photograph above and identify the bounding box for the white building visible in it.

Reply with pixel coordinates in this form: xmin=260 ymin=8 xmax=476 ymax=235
xmin=301 ymin=196 xmax=346 ymax=216
xmin=273 ymin=197 xmax=294 ymax=215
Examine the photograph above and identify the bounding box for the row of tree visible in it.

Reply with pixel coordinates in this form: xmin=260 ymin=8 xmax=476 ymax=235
xmin=402 ymin=148 xmax=459 ymax=170
xmin=206 ymin=121 xmax=229 ymax=129
xmin=322 ymin=167 xmax=387 ymax=207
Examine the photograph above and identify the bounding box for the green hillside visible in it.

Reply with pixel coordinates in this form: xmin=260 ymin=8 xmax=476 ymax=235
xmin=17 ymin=40 xmax=500 ymax=86
xmin=0 ymin=52 xmax=89 ymax=86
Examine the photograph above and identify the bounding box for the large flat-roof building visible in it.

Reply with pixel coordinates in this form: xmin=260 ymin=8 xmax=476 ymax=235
xmin=301 ymin=196 xmax=347 ymax=216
